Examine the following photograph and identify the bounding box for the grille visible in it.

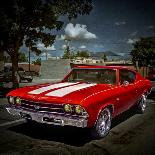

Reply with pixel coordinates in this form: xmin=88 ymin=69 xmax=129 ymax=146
xmin=20 ymin=100 xmax=65 ymax=115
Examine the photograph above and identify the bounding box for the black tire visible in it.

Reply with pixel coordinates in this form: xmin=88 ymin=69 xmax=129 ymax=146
xmin=25 ymin=118 xmax=35 ymax=124
xmin=137 ymin=94 xmax=147 ymax=114
xmin=91 ymin=108 xmax=112 ymax=139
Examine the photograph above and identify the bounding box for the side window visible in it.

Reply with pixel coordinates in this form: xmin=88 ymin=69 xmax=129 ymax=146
xmin=119 ymin=70 xmax=136 ymax=84
xmin=99 ymin=69 xmax=116 ymax=85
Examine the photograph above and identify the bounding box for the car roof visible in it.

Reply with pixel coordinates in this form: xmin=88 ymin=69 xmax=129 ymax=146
xmin=73 ymin=65 xmax=136 ymax=72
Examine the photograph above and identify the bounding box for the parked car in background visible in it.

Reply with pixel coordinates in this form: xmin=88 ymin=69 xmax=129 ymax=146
xmin=6 ymin=65 xmax=152 ymax=139
xmin=18 ymin=67 xmax=33 ymax=83
xmin=4 ymin=66 xmax=33 ymax=83
xmin=0 ymin=70 xmax=18 ymax=96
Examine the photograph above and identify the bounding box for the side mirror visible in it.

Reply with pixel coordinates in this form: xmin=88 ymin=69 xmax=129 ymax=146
xmin=123 ymin=81 xmax=129 ymax=86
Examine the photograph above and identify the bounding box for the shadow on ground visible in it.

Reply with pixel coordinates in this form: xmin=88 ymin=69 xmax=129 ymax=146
xmin=8 ymin=107 xmax=138 ymax=147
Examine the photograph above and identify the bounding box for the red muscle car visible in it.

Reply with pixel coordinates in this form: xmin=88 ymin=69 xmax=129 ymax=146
xmin=6 ymin=65 xmax=152 ymax=138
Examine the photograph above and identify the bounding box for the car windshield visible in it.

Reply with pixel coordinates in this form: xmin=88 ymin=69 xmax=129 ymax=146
xmin=66 ymin=69 xmax=116 ymax=85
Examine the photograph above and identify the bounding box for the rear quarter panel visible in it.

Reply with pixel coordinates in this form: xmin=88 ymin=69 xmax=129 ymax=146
xmin=136 ymin=73 xmax=152 ymax=97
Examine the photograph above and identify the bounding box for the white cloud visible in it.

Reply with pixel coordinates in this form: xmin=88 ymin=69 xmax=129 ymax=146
xmin=64 ymin=23 xmax=97 ymax=40
xmin=56 ymin=35 xmax=66 ymax=41
xmin=115 ymin=21 xmax=126 ymax=26
xmin=79 ymin=45 xmax=86 ymax=49
xmin=130 ymin=31 xmax=138 ymax=36
xmin=61 ymin=44 xmax=76 ymax=50
xmin=46 ymin=46 xmax=56 ymax=51
xmin=37 ymin=43 xmax=44 ymax=48
xmin=41 ymin=52 xmax=51 ymax=56
xmin=61 ymin=44 xmax=67 ymax=49
xmin=127 ymin=38 xmax=139 ymax=44
xmin=147 ymin=25 xmax=154 ymax=29
xmin=37 ymin=43 xmax=56 ymax=51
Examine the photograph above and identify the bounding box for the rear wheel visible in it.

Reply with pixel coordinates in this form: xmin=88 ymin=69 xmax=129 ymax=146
xmin=91 ymin=108 xmax=112 ymax=139
xmin=137 ymin=94 xmax=147 ymax=113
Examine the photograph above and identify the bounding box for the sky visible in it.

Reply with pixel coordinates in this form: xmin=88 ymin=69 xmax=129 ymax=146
xmin=21 ymin=0 xmax=155 ymax=60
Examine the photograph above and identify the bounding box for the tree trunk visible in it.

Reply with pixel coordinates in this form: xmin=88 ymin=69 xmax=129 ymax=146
xmin=29 ymin=47 xmax=31 ymax=72
xmin=11 ymin=51 xmax=19 ymax=88
xmin=142 ymin=66 xmax=145 ymax=77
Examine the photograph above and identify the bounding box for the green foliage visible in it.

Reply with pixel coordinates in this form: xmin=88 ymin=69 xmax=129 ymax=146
xmin=0 ymin=0 xmax=92 ymax=55
xmin=62 ymin=46 xmax=71 ymax=59
xmin=101 ymin=54 xmax=107 ymax=61
xmin=18 ymin=52 xmax=28 ymax=62
xmin=32 ymin=58 xmax=41 ymax=65
xmin=62 ymin=49 xmax=90 ymax=60
xmin=62 ymin=46 xmax=77 ymax=59
xmin=75 ymin=50 xmax=90 ymax=58
xmin=0 ymin=0 xmax=92 ymax=87
xmin=131 ymin=37 xmax=155 ymax=67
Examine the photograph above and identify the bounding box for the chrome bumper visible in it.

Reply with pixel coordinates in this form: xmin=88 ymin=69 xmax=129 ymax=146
xmin=6 ymin=107 xmax=88 ymax=128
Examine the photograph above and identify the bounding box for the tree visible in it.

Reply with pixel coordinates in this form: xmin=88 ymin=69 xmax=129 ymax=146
xmin=101 ymin=54 xmax=107 ymax=62
xmin=32 ymin=58 xmax=41 ymax=66
xmin=131 ymin=37 xmax=155 ymax=68
xmin=18 ymin=52 xmax=28 ymax=62
xmin=0 ymin=0 xmax=92 ymax=87
xmin=75 ymin=50 xmax=90 ymax=58
xmin=62 ymin=46 xmax=71 ymax=59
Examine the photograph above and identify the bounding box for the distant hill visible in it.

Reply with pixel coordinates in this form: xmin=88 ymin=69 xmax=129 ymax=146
xmin=89 ymin=51 xmax=120 ymax=58
xmin=119 ymin=53 xmax=132 ymax=60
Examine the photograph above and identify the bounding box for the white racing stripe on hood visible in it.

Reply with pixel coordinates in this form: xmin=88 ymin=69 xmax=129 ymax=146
xmin=46 ymin=83 xmax=96 ymax=97
xmin=28 ymin=82 xmax=77 ymax=95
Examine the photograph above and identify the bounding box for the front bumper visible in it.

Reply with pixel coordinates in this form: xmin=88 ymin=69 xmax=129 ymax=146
xmin=6 ymin=106 xmax=88 ymax=128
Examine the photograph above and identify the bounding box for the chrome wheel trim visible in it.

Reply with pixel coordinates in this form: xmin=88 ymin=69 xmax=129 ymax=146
xmin=140 ymin=95 xmax=147 ymax=112
xmin=96 ymin=108 xmax=111 ymax=137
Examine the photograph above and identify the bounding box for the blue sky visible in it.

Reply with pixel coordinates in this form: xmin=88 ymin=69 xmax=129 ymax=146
xmin=21 ymin=0 xmax=155 ymax=61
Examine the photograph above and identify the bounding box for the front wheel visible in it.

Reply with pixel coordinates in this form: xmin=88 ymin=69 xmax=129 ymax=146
xmin=91 ymin=108 xmax=112 ymax=139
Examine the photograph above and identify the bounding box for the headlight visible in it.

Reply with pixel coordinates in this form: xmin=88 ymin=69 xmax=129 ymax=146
xmin=75 ymin=105 xmax=88 ymax=117
xmin=75 ymin=105 xmax=84 ymax=115
xmin=64 ymin=104 xmax=72 ymax=113
xmin=8 ymin=96 xmax=14 ymax=104
xmin=15 ymin=97 xmax=21 ymax=105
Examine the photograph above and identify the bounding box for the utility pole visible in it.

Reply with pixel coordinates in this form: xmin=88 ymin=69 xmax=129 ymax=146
xmin=46 ymin=51 xmax=48 ymax=60
xmin=64 ymin=38 xmax=71 ymax=59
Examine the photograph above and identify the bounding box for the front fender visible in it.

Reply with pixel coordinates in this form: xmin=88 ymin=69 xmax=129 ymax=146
xmin=83 ymin=99 xmax=115 ymax=127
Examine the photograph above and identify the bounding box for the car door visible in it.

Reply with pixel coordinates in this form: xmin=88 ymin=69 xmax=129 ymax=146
xmin=116 ymin=69 xmax=138 ymax=114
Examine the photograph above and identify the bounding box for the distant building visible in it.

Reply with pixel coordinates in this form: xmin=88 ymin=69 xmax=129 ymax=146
xmin=48 ymin=57 xmax=60 ymax=60
xmin=72 ymin=57 xmax=105 ymax=64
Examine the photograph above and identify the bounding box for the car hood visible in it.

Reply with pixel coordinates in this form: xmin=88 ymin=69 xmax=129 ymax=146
xmin=7 ymin=82 xmax=112 ymax=106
